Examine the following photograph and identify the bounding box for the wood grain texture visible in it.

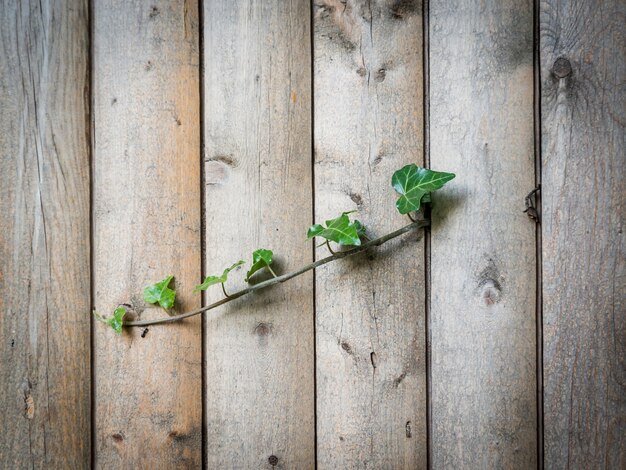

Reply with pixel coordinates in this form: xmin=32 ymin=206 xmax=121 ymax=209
xmin=92 ymin=1 xmax=201 ymax=467
xmin=202 ymin=1 xmax=314 ymax=467
xmin=0 ymin=1 xmax=91 ymax=468
xmin=313 ymin=1 xmax=426 ymax=467
xmin=540 ymin=1 xmax=626 ymax=468
xmin=429 ymin=1 xmax=537 ymax=468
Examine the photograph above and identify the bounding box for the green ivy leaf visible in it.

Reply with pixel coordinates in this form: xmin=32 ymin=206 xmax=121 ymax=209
xmin=391 ymin=164 xmax=455 ymax=214
xmin=307 ymin=211 xmax=361 ymax=247
xmin=353 ymin=219 xmax=367 ymax=239
xmin=143 ymin=275 xmax=176 ymax=309
xmin=194 ymin=260 xmax=245 ymax=292
xmin=245 ymin=249 xmax=274 ymax=282
xmin=109 ymin=307 xmax=126 ymax=334
xmin=94 ymin=307 xmax=127 ymax=335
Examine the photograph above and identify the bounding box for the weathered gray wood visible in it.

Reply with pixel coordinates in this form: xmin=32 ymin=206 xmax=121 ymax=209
xmin=202 ymin=1 xmax=314 ymax=467
xmin=429 ymin=1 xmax=537 ymax=468
xmin=92 ymin=1 xmax=202 ymax=467
xmin=0 ymin=1 xmax=91 ymax=467
xmin=313 ymin=1 xmax=426 ymax=467
xmin=540 ymin=1 xmax=626 ymax=467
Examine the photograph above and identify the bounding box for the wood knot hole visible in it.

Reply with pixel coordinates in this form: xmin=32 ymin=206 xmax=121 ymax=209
xmin=480 ymin=279 xmax=501 ymax=306
xmin=254 ymin=322 xmax=272 ymax=337
xmin=552 ymin=57 xmax=572 ymax=79
xmin=268 ymin=455 xmax=279 ymax=466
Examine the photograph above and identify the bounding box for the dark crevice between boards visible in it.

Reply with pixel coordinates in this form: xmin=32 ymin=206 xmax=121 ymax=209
xmin=533 ymin=0 xmax=544 ymax=467
xmin=422 ymin=0 xmax=432 ymax=468
xmin=88 ymin=0 xmax=96 ymax=466
xmin=198 ymin=0 xmax=207 ymax=468
xmin=310 ymin=2 xmax=318 ymax=468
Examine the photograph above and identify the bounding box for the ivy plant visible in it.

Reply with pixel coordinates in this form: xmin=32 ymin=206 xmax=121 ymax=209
xmin=391 ymin=164 xmax=455 ymax=214
xmin=94 ymin=306 xmax=127 ymax=335
xmin=245 ymin=249 xmax=276 ymax=282
xmin=194 ymin=260 xmax=245 ymax=295
xmin=144 ymin=275 xmax=176 ymax=309
xmin=307 ymin=211 xmax=364 ymax=247
xmin=95 ymin=164 xmax=454 ymax=333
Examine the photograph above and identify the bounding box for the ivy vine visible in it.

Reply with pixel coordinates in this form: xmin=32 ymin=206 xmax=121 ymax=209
xmin=94 ymin=164 xmax=455 ymax=333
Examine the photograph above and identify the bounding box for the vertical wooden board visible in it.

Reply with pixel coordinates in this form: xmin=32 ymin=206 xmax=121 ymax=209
xmin=92 ymin=1 xmax=201 ymax=467
xmin=429 ymin=1 xmax=537 ymax=468
xmin=540 ymin=1 xmax=626 ymax=467
xmin=0 ymin=1 xmax=91 ymax=468
xmin=313 ymin=1 xmax=426 ymax=467
xmin=203 ymin=1 xmax=314 ymax=467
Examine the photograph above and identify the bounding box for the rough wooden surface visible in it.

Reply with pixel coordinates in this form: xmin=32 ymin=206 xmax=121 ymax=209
xmin=540 ymin=1 xmax=626 ymax=467
xmin=429 ymin=1 xmax=537 ymax=468
xmin=0 ymin=1 xmax=91 ymax=468
xmin=313 ymin=1 xmax=426 ymax=467
xmin=92 ymin=1 xmax=202 ymax=467
xmin=202 ymin=1 xmax=314 ymax=467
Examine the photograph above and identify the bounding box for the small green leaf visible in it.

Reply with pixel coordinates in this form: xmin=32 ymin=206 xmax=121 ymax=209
xmin=391 ymin=164 xmax=455 ymax=214
xmin=194 ymin=260 xmax=245 ymax=292
xmin=307 ymin=211 xmax=361 ymax=247
xmin=245 ymin=249 xmax=274 ymax=282
xmin=109 ymin=307 xmax=126 ymax=334
xmin=353 ymin=219 xmax=367 ymax=239
xmin=94 ymin=307 xmax=127 ymax=335
xmin=143 ymin=275 xmax=176 ymax=309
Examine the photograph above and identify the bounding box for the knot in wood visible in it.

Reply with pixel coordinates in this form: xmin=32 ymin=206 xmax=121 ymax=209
xmin=481 ymin=279 xmax=501 ymax=306
xmin=268 ymin=455 xmax=279 ymax=466
xmin=254 ymin=322 xmax=272 ymax=337
xmin=552 ymin=57 xmax=572 ymax=79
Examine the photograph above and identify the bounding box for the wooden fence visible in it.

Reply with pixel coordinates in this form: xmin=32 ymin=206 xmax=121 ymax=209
xmin=1 ymin=0 xmax=624 ymax=468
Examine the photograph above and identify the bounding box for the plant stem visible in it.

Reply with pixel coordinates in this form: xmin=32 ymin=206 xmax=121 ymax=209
xmin=325 ymin=239 xmax=336 ymax=255
xmin=267 ymin=265 xmax=278 ymax=278
xmin=221 ymin=283 xmax=231 ymax=299
xmin=125 ymin=220 xmax=429 ymax=327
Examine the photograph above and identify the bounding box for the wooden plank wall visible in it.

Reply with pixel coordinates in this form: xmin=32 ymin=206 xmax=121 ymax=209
xmin=0 ymin=1 xmax=91 ymax=468
xmin=313 ymin=0 xmax=427 ymax=467
xmin=92 ymin=1 xmax=202 ymax=468
xmin=202 ymin=1 xmax=314 ymax=467
xmin=540 ymin=0 xmax=626 ymax=467
xmin=429 ymin=1 xmax=538 ymax=468
xmin=1 ymin=0 xmax=624 ymax=468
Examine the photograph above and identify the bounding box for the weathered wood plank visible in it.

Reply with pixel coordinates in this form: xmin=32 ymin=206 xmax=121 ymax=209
xmin=313 ymin=1 xmax=426 ymax=467
xmin=202 ymin=1 xmax=314 ymax=467
xmin=429 ymin=1 xmax=537 ymax=467
xmin=540 ymin=1 xmax=626 ymax=467
xmin=92 ymin=1 xmax=202 ymax=467
xmin=0 ymin=1 xmax=91 ymax=467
